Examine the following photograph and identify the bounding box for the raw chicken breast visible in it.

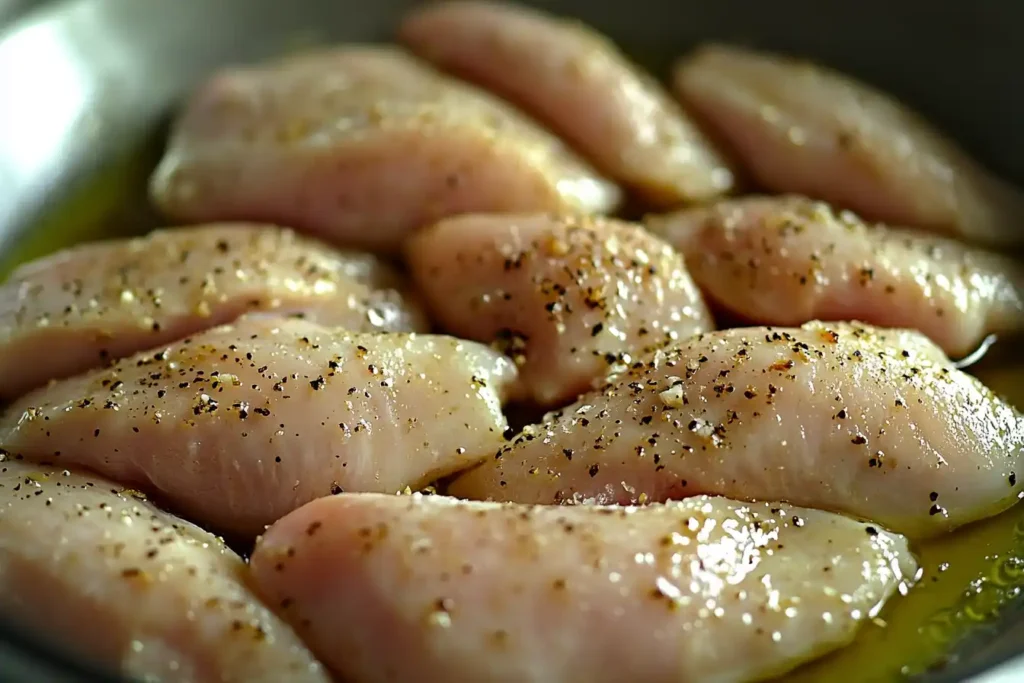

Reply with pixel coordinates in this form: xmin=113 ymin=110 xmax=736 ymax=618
xmin=0 ymin=460 xmax=329 ymax=683
xmin=251 ymin=492 xmax=917 ymax=683
xmin=150 ymin=46 xmax=621 ymax=252
xmin=0 ymin=316 xmax=518 ymax=537
xmin=450 ymin=321 xmax=1024 ymax=539
xmin=0 ymin=223 xmax=427 ymax=402
xmin=406 ymin=213 xmax=712 ymax=408
xmin=647 ymin=195 xmax=1024 ymax=358
xmin=673 ymin=44 xmax=1024 ymax=247
xmin=399 ymin=1 xmax=734 ymax=207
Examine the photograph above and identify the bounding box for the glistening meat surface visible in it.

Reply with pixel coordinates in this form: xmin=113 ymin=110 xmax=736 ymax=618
xmin=0 ymin=223 xmax=427 ymax=401
xmin=251 ymin=492 xmax=916 ymax=683
xmin=450 ymin=321 xmax=1024 ymax=539
xmin=0 ymin=461 xmax=330 ymax=683
xmin=647 ymin=195 xmax=1024 ymax=358
xmin=0 ymin=316 xmax=518 ymax=537
xmin=399 ymin=0 xmax=734 ymax=207
xmin=150 ymin=46 xmax=621 ymax=252
xmin=673 ymin=44 xmax=1024 ymax=247
xmin=406 ymin=212 xmax=712 ymax=408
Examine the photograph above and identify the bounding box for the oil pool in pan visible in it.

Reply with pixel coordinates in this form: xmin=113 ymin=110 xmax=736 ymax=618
xmin=1 ymin=47 xmax=1023 ymax=683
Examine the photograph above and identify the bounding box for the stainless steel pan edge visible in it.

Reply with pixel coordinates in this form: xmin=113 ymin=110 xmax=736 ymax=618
xmin=0 ymin=1 xmax=1022 ymax=681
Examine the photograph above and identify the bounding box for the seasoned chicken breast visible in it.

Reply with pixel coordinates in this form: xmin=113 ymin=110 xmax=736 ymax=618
xmin=150 ymin=46 xmax=621 ymax=252
xmin=646 ymin=195 xmax=1024 ymax=358
xmin=673 ymin=44 xmax=1024 ymax=247
xmin=399 ymin=0 xmax=734 ymax=207
xmin=450 ymin=321 xmax=1024 ymax=539
xmin=406 ymin=213 xmax=712 ymax=408
xmin=0 ymin=460 xmax=330 ymax=683
xmin=251 ymin=492 xmax=917 ymax=683
xmin=0 ymin=223 xmax=427 ymax=401
xmin=0 ymin=316 xmax=518 ymax=537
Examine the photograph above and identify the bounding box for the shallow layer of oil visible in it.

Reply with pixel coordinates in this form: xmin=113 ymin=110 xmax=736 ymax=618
xmin=784 ymin=359 xmax=1024 ymax=682
xmin=2 ymin=158 xmax=1023 ymax=683
xmin=786 ymin=498 xmax=1024 ymax=681
xmin=0 ymin=147 xmax=159 ymax=277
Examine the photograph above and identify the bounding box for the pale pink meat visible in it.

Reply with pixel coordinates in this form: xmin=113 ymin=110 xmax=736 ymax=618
xmin=647 ymin=195 xmax=1024 ymax=357
xmin=0 ymin=223 xmax=427 ymax=401
xmin=399 ymin=1 xmax=734 ymax=208
xmin=0 ymin=316 xmax=518 ymax=537
xmin=673 ymin=44 xmax=1024 ymax=246
xmin=406 ymin=213 xmax=712 ymax=408
xmin=450 ymin=321 xmax=1024 ymax=539
xmin=150 ymin=46 xmax=621 ymax=252
xmin=0 ymin=461 xmax=330 ymax=683
xmin=251 ymin=492 xmax=916 ymax=683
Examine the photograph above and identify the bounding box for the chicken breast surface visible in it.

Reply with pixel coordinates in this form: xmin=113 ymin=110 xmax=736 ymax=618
xmin=0 ymin=460 xmax=330 ymax=683
xmin=251 ymin=492 xmax=916 ymax=683
xmin=150 ymin=46 xmax=621 ymax=252
xmin=646 ymin=195 xmax=1024 ymax=358
xmin=0 ymin=316 xmax=518 ymax=537
xmin=0 ymin=223 xmax=427 ymax=402
xmin=450 ymin=321 xmax=1024 ymax=539
xmin=406 ymin=213 xmax=712 ymax=408
xmin=673 ymin=44 xmax=1024 ymax=247
xmin=399 ymin=0 xmax=734 ymax=207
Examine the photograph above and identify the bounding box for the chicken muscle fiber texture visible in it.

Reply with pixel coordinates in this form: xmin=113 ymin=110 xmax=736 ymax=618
xmin=450 ymin=321 xmax=1024 ymax=539
xmin=399 ymin=0 xmax=734 ymax=207
xmin=673 ymin=44 xmax=1024 ymax=247
xmin=251 ymin=492 xmax=916 ymax=683
xmin=0 ymin=223 xmax=427 ymax=402
xmin=406 ymin=213 xmax=712 ymax=408
xmin=646 ymin=195 xmax=1024 ymax=358
xmin=0 ymin=316 xmax=518 ymax=537
xmin=0 ymin=461 xmax=329 ymax=683
xmin=150 ymin=46 xmax=621 ymax=252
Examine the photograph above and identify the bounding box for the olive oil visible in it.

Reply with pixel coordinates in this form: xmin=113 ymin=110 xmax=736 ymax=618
xmin=0 ymin=139 xmax=162 ymax=280
xmin=2 ymin=157 xmax=1023 ymax=683
xmin=785 ymin=363 xmax=1024 ymax=681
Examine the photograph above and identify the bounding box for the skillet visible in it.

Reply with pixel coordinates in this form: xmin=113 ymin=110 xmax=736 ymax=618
xmin=0 ymin=1 xmax=1022 ymax=680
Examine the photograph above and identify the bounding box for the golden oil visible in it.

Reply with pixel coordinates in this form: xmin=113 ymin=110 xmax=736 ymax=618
xmin=786 ymin=366 xmax=1024 ymax=681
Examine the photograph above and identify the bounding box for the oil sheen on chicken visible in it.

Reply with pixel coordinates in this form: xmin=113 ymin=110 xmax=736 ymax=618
xmin=0 ymin=316 xmax=519 ymax=537
xmin=0 ymin=460 xmax=330 ymax=683
xmin=251 ymin=492 xmax=917 ymax=683
xmin=0 ymin=223 xmax=427 ymax=401
xmin=673 ymin=44 xmax=1024 ymax=247
xmin=150 ymin=46 xmax=621 ymax=252
xmin=646 ymin=195 xmax=1024 ymax=358
xmin=399 ymin=0 xmax=734 ymax=207
xmin=450 ymin=321 xmax=1024 ymax=539
xmin=406 ymin=213 xmax=712 ymax=408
